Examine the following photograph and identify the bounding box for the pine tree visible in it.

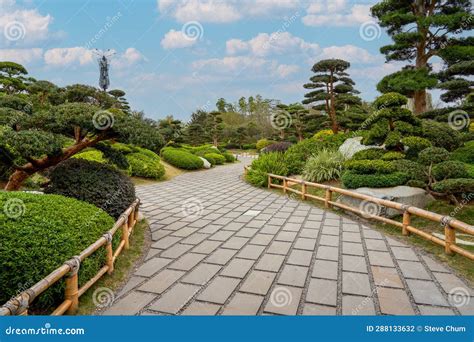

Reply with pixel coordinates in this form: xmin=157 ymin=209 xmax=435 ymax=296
xmin=371 ymin=0 xmax=473 ymax=114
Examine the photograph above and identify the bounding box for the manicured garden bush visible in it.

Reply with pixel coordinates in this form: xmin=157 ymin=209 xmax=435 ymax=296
xmin=283 ymin=139 xmax=321 ymax=174
xmin=314 ymin=129 xmax=333 ymax=139
xmin=451 ymin=141 xmax=474 ymax=164
xmin=302 ymin=149 xmax=345 ymax=183
xmin=342 ymin=171 xmax=409 ymax=189
xmin=246 ymin=152 xmax=288 ymax=187
xmin=345 ymin=160 xmax=396 ymax=174
xmin=432 ymin=161 xmax=469 ymax=181
xmin=161 ymin=147 xmax=204 ymax=170
xmin=392 ymin=159 xmax=427 ymax=183
xmin=352 ymin=148 xmax=385 ymax=160
xmin=44 ymin=159 xmax=136 ymax=219
xmin=204 ymin=152 xmax=226 ymax=165
xmin=421 ymin=120 xmax=462 ymax=151
xmin=381 ymin=151 xmax=405 ymax=161
xmin=256 ymin=139 xmax=273 ymax=151
xmin=0 ymin=191 xmax=116 ymax=311
xmin=126 ymin=153 xmax=165 ymax=179
xmin=401 ymin=136 xmax=432 ymax=158
xmin=73 ymin=149 xmax=107 ymax=164
xmin=432 ymin=178 xmax=474 ymax=195
xmin=222 ymin=152 xmax=236 ymax=162
xmin=418 ymin=147 xmax=450 ymax=165
xmin=242 ymin=143 xmax=257 ymax=150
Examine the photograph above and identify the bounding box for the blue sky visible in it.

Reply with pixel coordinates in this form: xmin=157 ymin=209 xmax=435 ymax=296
xmin=0 ymin=0 xmax=440 ymax=121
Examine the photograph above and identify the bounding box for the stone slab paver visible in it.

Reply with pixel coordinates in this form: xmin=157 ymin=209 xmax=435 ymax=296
xmin=106 ymin=157 xmax=473 ymax=316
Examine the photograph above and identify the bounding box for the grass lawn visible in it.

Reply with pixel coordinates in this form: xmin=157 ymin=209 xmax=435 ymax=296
xmin=77 ymin=219 xmax=150 ymax=315
xmin=283 ymin=180 xmax=474 ymax=285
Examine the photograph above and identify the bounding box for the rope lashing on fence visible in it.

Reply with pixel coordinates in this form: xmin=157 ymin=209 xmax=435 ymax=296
xmin=65 ymin=256 xmax=81 ymax=276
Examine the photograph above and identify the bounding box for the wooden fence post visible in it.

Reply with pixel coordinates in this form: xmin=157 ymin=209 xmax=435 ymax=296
xmin=122 ymin=220 xmax=130 ymax=250
xmin=64 ymin=256 xmax=80 ymax=314
xmin=325 ymin=187 xmax=332 ymax=209
xmin=402 ymin=205 xmax=411 ymax=236
xmin=283 ymin=178 xmax=287 ymax=194
xmin=104 ymin=233 xmax=114 ymax=275
xmin=267 ymin=175 xmax=271 ymax=189
xmin=301 ymin=181 xmax=307 ymax=200
xmin=444 ymin=218 xmax=455 ymax=255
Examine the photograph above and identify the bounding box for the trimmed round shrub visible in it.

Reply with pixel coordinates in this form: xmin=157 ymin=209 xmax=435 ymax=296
xmin=204 ymin=153 xmax=225 ymax=165
xmin=262 ymin=142 xmax=292 ymax=153
xmin=418 ymin=147 xmax=450 ymax=165
xmin=401 ymin=136 xmax=432 ymax=158
xmin=0 ymin=191 xmax=116 ymax=311
xmin=44 ymin=159 xmax=136 ymax=219
xmin=406 ymin=180 xmax=427 ymax=188
xmin=242 ymin=143 xmax=256 ymax=150
xmin=451 ymin=141 xmax=474 ymax=164
xmin=302 ymin=149 xmax=345 ymax=183
xmin=432 ymin=161 xmax=469 ymax=181
xmin=345 ymin=160 xmax=395 ymax=174
xmin=432 ymin=178 xmax=474 ymax=195
xmin=246 ymin=152 xmax=289 ymax=187
xmin=283 ymin=138 xmax=321 ymax=174
xmin=382 ymin=152 xmax=405 ymax=161
xmin=384 ymin=131 xmax=402 ymax=149
xmin=256 ymin=139 xmax=273 ymax=151
xmin=73 ymin=149 xmax=107 ymax=163
xmin=392 ymin=159 xmax=427 ymax=182
xmin=421 ymin=120 xmax=462 ymax=151
xmin=342 ymin=171 xmax=409 ymax=189
xmin=126 ymin=153 xmax=165 ymax=179
xmin=161 ymin=148 xmax=204 ymax=170
xmin=222 ymin=152 xmax=235 ymax=163
xmin=352 ymin=148 xmax=385 ymax=160
xmin=373 ymin=92 xmax=408 ymax=109
xmin=314 ymin=129 xmax=333 ymax=139
xmin=111 ymin=142 xmax=134 ymax=154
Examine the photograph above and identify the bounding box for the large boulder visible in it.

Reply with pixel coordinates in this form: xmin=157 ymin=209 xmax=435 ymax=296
xmin=338 ymin=137 xmax=383 ymax=159
xmin=337 ymin=186 xmax=435 ymax=218
xmin=199 ymin=157 xmax=211 ymax=169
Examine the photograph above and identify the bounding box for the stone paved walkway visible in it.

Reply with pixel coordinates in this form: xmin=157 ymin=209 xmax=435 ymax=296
xmin=105 ymin=158 xmax=474 ymax=316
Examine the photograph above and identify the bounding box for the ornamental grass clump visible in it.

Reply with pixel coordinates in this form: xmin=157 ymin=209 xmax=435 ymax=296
xmin=302 ymin=149 xmax=346 ymax=183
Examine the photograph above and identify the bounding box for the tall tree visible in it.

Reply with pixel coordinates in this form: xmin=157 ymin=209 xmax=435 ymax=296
xmin=276 ymin=103 xmax=311 ymax=142
xmin=303 ymin=59 xmax=361 ymax=133
xmin=158 ymin=115 xmax=183 ymax=144
xmin=185 ymin=110 xmax=209 ymax=145
xmin=371 ymin=0 xmax=473 ymax=114
xmin=208 ymin=111 xmax=224 ymax=146
xmin=0 ymin=61 xmax=28 ymax=94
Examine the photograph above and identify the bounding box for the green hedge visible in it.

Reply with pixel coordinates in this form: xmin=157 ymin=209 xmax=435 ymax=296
xmin=45 ymin=159 xmax=136 ymax=219
xmin=161 ymin=148 xmax=204 ymax=170
xmin=392 ymin=159 xmax=427 ymax=183
xmin=342 ymin=171 xmax=409 ymax=189
xmin=451 ymin=141 xmax=474 ymax=164
xmin=0 ymin=192 xmax=116 ymax=311
xmin=127 ymin=153 xmax=165 ymax=179
xmin=345 ymin=160 xmax=395 ymax=174
xmin=401 ymin=136 xmax=432 ymax=158
xmin=204 ymin=152 xmax=225 ymax=165
xmin=222 ymin=152 xmax=235 ymax=162
xmin=73 ymin=149 xmax=107 ymax=163
xmin=432 ymin=161 xmax=469 ymax=181
xmin=246 ymin=152 xmax=288 ymax=187
xmin=381 ymin=152 xmax=405 ymax=161
xmin=432 ymin=178 xmax=474 ymax=195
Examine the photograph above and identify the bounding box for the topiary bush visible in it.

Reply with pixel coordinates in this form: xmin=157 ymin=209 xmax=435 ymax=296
xmin=342 ymin=171 xmax=409 ymax=189
xmin=401 ymin=136 xmax=432 ymax=158
xmin=222 ymin=152 xmax=235 ymax=163
xmin=256 ymin=139 xmax=273 ymax=151
xmin=418 ymin=147 xmax=450 ymax=165
xmin=352 ymin=148 xmax=385 ymax=160
xmin=421 ymin=120 xmax=462 ymax=151
xmin=0 ymin=191 xmax=116 ymax=311
xmin=451 ymin=141 xmax=474 ymax=164
xmin=126 ymin=152 xmax=165 ymax=179
xmin=382 ymin=151 xmax=405 ymax=161
xmin=302 ymin=149 xmax=345 ymax=183
xmin=73 ymin=149 xmax=107 ymax=164
xmin=432 ymin=178 xmax=474 ymax=195
xmin=204 ymin=152 xmax=225 ymax=165
xmin=161 ymin=147 xmax=204 ymax=170
xmin=283 ymin=138 xmax=321 ymax=175
xmin=432 ymin=161 xmax=469 ymax=181
xmin=345 ymin=160 xmax=396 ymax=174
xmin=44 ymin=159 xmax=136 ymax=219
xmin=246 ymin=152 xmax=289 ymax=187
xmin=392 ymin=159 xmax=427 ymax=183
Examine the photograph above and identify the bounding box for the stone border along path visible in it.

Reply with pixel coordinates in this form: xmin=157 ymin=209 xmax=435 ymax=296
xmin=104 ymin=157 xmax=474 ymax=316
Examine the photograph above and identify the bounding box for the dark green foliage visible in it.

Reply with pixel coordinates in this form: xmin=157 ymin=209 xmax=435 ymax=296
xmin=401 ymin=136 xmax=432 ymax=158
xmin=352 ymin=148 xmax=385 ymax=160
xmin=342 ymin=171 xmax=409 ymax=189
xmin=421 ymin=120 xmax=462 ymax=151
xmin=44 ymin=159 xmax=136 ymax=219
xmin=246 ymin=152 xmax=288 ymax=187
xmin=432 ymin=178 xmax=474 ymax=195
xmin=161 ymin=148 xmax=204 ymax=170
xmin=262 ymin=142 xmax=292 ymax=153
xmin=418 ymin=147 xmax=450 ymax=165
xmin=392 ymin=159 xmax=427 ymax=183
xmin=345 ymin=160 xmax=395 ymax=174
xmin=0 ymin=95 xmax=32 ymax=114
xmin=451 ymin=141 xmax=474 ymax=164
xmin=406 ymin=180 xmax=427 ymax=188
xmin=432 ymin=161 xmax=469 ymax=181
xmin=0 ymin=192 xmax=115 ymax=310
xmin=381 ymin=152 xmax=405 ymax=161
xmin=362 ymin=122 xmax=389 ymax=145
xmin=204 ymin=153 xmax=225 ymax=165
xmin=95 ymin=142 xmax=129 ymax=170
xmin=377 ymin=68 xmax=438 ymax=97
xmin=221 ymin=152 xmax=235 ymax=162
xmin=126 ymin=153 xmax=165 ymax=180
xmin=373 ymin=92 xmax=407 ymax=109
xmin=384 ymin=131 xmax=402 ymax=149
xmin=283 ymin=139 xmax=321 ymax=174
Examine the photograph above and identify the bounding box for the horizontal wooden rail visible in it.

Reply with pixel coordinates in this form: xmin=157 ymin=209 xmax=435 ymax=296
xmin=244 ymin=165 xmax=474 ymax=261
xmin=0 ymin=199 xmax=141 ymax=316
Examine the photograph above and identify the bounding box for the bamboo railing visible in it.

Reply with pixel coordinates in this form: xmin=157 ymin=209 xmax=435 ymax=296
xmin=244 ymin=166 xmax=474 ymax=261
xmin=0 ymin=199 xmax=140 ymax=316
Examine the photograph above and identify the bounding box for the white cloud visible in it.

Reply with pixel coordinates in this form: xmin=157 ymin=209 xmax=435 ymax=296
xmin=0 ymin=0 xmax=54 ymax=46
xmin=319 ymin=45 xmax=380 ymax=64
xmin=302 ymin=1 xmax=372 ymax=27
xmin=351 ymin=61 xmax=403 ymax=81
xmin=273 ymin=64 xmax=300 ymax=78
xmin=44 ymin=47 xmax=94 ymax=67
xmin=112 ymin=48 xmax=146 ymax=69
xmin=0 ymin=48 xmax=43 ymax=64
xmin=161 ymin=29 xmax=197 ymax=49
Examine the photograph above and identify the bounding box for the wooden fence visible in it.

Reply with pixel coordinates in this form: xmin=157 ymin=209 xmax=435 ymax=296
xmin=0 ymin=199 xmax=140 ymax=316
xmin=244 ymin=166 xmax=474 ymax=261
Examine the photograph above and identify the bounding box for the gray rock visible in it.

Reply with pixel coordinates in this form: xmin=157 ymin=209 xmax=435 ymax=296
xmin=338 ymin=137 xmax=383 ymax=159
xmin=199 ymin=157 xmax=211 ymax=169
xmin=337 ymin=186 xmax=435 ymax=218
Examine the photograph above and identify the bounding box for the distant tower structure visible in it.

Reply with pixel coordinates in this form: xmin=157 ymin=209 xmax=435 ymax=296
xmin=93 ymin=49 xmax=115 ymax=92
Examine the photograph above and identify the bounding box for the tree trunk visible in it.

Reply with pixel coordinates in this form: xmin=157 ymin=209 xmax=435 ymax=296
xmin=328 ymin=70 xmax=339 ymax=134
xmin=413 ymin=90 xmax=427 ymax=115
xmin=4 ymin=170 xmax=31 ymax=191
